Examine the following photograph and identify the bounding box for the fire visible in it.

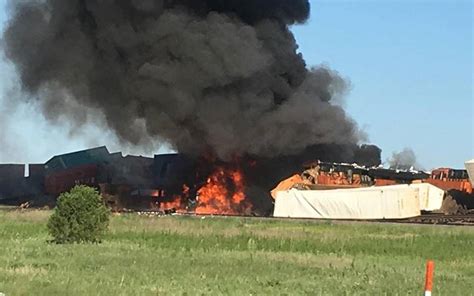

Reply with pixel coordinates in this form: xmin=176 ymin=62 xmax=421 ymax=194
xmin=156 ymin=163 xmax=252 ymax=216
xmin=195 ymin=167 xmax=251 ymax=215
xmin=158 ymin=184 xmax=190 ymax=213
xmin=159 ymin=196 xmax=185 ymax=212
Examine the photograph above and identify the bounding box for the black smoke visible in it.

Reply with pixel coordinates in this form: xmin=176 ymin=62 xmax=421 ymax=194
xmin=2 ymin=0 xmax=386 ymax=215
xmin=2 ymin=0 xmax=378 ymax=163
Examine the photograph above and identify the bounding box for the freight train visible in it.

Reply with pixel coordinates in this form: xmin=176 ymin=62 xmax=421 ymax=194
xmin=0 ymin=146 xmax=472 ymax=212
xmin=0 ymin=147 xmax=196 ymax=210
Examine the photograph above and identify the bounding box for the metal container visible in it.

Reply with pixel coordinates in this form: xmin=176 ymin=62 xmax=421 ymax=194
xmin=466 ymin=159 xmax=474 ymax=187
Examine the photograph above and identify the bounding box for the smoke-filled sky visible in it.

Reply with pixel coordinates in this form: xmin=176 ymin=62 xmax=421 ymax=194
xmin=0 ymin=0 xmax=472 ymax=169
xmin=3 ymin=0 xmax=364 ymax=162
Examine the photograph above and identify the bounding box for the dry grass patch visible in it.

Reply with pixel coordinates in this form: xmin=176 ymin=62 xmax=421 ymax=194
xmin=3 ymin=265 xmax=48 ymax=276
xmin=366 ymin=233 xmax=419 ymax=240
xmin=2 ymin=209 xmax=51 ymax=223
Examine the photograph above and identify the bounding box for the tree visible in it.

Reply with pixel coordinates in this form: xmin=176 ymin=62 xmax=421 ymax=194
xmin=47 ymin=185 xmax=110 ymax=244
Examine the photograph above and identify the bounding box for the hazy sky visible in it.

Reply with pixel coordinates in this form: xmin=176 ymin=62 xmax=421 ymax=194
xmin=0 ymin=0 xmax=472 ymax=169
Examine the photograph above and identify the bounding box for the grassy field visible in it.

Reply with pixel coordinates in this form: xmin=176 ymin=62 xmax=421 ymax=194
xmin=0 ymin=209 xmax=473 ymax=295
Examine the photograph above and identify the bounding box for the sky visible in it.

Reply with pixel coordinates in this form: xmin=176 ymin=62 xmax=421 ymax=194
xmin=0 ymin=0 xmax=472 ymax=169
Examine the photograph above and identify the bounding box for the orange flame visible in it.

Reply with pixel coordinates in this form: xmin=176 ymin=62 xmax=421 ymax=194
xmin=159 ymin=184 xmax=189 ymax=213
xmin=195 ymin=167 xmax=251 ymax=215
xmin=159 ymin=196 xmax=184 ymax=212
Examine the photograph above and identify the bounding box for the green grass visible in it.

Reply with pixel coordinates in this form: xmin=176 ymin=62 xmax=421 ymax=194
xmin=0 ymin=210 xmax=473 ymax=295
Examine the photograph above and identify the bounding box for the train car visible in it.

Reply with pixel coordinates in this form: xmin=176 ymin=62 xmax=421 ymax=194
xmin=424 ymin=168 xmax=472 ymax=194
xmin=44 ymin=146 xmax=111 ymax=196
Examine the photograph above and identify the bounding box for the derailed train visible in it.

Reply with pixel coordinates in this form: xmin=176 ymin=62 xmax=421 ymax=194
xmin=0 ymin=146 xmax=196 ymax=209
xmin=0 ymin=146 xmax=472 ymax=212
xmin=271 ymin=160 xmax=474 ymax=215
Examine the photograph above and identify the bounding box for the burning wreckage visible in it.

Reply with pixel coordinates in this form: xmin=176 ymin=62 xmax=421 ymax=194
xmin=0 ymin=146 xmax=473 ymax=220
xmin=0 ymin=146 xmax=260 ymax=214
xmin=1 ymin=1 xmax=473 ymax=219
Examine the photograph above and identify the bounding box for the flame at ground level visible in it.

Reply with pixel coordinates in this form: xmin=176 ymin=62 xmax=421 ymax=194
xmin=156 ymin=165 xmax=252 ymax=215
xmin=158 ymin=184 xmax=190 ymax=213
xmin=158 ymin=196 xmax=186 ymax=213
xmin=195 ymin=167 xmax=251 ymax=215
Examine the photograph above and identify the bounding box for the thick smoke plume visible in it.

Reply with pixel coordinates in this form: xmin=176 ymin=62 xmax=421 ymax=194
xmin=3 ymin=0 xmax=371 ymax=162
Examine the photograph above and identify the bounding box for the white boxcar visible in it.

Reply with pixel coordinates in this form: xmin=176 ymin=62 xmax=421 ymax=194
xmin=387 ymin=183 xmax=445 ymax=212
xmin=274 ymin=185 xmax=422 ymax=220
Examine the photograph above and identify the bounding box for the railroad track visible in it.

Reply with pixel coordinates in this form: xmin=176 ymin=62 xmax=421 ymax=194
xmin=131 ymin=210 xmax=474 ymax=226
xmin=393 ymin=214 xmax=474 ymax=226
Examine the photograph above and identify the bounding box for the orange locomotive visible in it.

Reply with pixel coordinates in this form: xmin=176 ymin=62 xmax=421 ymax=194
xmin=423 ymin=168 xmax=472 ymax=194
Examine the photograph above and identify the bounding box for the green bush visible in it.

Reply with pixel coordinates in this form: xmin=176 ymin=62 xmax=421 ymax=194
xmin=47 ymin=185 xmax=110 ymax=244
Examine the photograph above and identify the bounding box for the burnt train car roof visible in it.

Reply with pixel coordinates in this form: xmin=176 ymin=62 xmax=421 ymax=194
xmin=45 ymin=146 xmax=110 ymax=171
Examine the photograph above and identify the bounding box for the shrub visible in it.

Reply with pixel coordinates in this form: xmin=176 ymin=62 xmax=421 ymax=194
xmin=47 ymin=185 xmax=110 ymax=244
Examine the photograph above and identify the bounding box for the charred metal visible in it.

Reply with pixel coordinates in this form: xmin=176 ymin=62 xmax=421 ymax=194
xmin=0 ymin=146 xmax=472 ymax=215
